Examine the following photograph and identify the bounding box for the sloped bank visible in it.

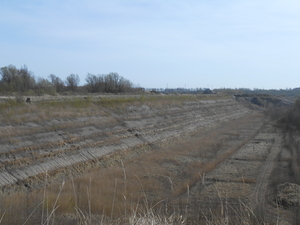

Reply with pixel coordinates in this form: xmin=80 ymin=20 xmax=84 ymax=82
xmin=0 ymin=98 xmax=250 ymax=194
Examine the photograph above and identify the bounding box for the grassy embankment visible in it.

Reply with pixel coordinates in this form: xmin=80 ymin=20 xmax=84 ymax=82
xmin=0 ymin=94 xmax=276 ymax=224
xmin=0 ymin=94 xmax=229 ymax=142
xmin=0 ymin=94 xmax=228 ymax=124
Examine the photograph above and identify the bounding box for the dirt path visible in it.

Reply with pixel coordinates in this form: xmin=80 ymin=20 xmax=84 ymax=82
xmin=251 ymin=134 xmax=283 ymax=220
xmin=252 ymin=132 xmax=298 ymax=225
xmin=172 ymin=121 xmax=294 ymax=224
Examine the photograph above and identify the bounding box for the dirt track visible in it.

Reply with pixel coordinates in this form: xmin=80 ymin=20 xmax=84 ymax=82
xmin=172 ymin=120 xmax=295 ymax=224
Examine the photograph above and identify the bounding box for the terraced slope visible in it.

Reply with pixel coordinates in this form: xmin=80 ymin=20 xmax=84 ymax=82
xmin=176 ymin=122 xmax=295 ymax=224
xmin=0 ymin=98 xmax=250 ymax=193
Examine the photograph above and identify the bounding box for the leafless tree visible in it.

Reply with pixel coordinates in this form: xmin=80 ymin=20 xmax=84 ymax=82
xmin=36 ymin=77 xmax=53 ymax=94
xmin=0 ymin=65 xmax=18 ymax=85
xmin=65 ymin=74 xmax=80 ymax=91
xmin=85 ymin=73 xmax=105 ymax=93
xmin=119 ymin=77 xmax=133 ymax=92
xmin=19 ymin=65 xmax=35 ymax=92
xmin=85 ymin=72 xmax=133 ymax=93
xmin=49 ymin=74 xmax=65 ymax=92
xmin=0 ymin=64 xmax=35 ymax=92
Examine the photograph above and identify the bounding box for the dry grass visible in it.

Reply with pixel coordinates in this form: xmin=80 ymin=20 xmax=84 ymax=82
xmin=0 ymin=94 xmax=229 ymax=125
xmin=0 ymin=175 xmax=268 ymax=225
xmin=0 ymin=94 xmax=275 ymax=224
xmin=0 ymin=111 xmax=266 ymax=224
xmin=0 ymin=94 xmax=230 ymax=144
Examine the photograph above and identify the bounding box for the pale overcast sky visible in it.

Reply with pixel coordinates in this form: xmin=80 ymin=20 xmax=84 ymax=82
xmin=1 ymin=0 xmax=300 ymax=89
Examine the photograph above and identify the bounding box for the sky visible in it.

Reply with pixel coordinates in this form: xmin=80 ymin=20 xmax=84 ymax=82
xmin=1 ymin=0 xmax=300 ymax=90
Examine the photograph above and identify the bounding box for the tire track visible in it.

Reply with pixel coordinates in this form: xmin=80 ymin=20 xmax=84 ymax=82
xmin=251 ymin=133 xmax=294 ymax=224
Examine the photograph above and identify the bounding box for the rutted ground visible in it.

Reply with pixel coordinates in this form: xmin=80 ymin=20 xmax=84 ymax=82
xmin=170 ymin=120 xmax=298 ymax=224
xmin=0 ymin=97 xmax=249 ymax=193
xmin=177 ymin=125 xmax=286 ymax=223
xmin=42 ymin=107 xmax=293 ymax=224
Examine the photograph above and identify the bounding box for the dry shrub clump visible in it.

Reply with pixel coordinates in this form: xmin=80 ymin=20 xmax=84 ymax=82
xmin=265 ymin=98 xmax=300 ymax=131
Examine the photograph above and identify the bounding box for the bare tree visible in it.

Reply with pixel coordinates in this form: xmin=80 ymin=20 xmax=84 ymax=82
xmin=85 ymin=72 xmax=133 ymax=93
xmin=0 ymin=65 xmax=18 ymax=84
xmin=85 ymin=73 xmax=96 ymax=92
xmin=65 ymin=74 xmax=80 ymax=91
xmin=119 ymin=77 xmax=133 ymax=92
xmin=0 ymin=65 xmax=20 ymax=91
xmin=19 ymin=65 xmax=35 ymax=92
xmin=104 ymin=72 xmax=123 ymax=92
xmin=49 ymin=74 xmax=65 ymax=92
xmin=85 ymin=73 xmax=108 ymax=93
xmin=0 ymin=64 xmax=34 ymax=92
xmin=36 ymin=77 xmax=53 ymax=94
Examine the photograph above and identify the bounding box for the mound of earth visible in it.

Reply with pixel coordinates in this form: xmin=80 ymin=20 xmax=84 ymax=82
xmin=275 ymin=182 xmax=300 ymax=208
xmin=234 ymin=94 xmax=291 ymax=109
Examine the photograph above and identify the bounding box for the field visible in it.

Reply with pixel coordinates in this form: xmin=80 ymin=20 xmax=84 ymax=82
xmin=0 ymin=94 xmax=299 ymax=224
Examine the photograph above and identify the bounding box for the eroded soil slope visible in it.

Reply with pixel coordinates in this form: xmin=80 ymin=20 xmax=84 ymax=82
xmin=0 ymin=98 xmax=249 ymax=193
xmin=1 ymin=95 xmax=297 ymax=225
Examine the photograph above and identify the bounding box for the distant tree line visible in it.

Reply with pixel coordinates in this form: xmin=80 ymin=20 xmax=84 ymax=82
xmin=150 ymin=87 xmax=300 ymax=97
xmin=0 ymin=64 xmax=136 ymax=94
xmin=149 ymin=87 xmax=206 ymax=94
xmin=214 ymin=88 xmax=300 ymax=97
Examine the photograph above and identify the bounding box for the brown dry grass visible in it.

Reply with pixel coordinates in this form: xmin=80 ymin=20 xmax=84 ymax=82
xmin=0 ymin=94 xmax=229 ymax=126
xmin=0 ymin=95 xmax=203 ymax=143
xmin=0 ymin=111 xmax=265 ymax=224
